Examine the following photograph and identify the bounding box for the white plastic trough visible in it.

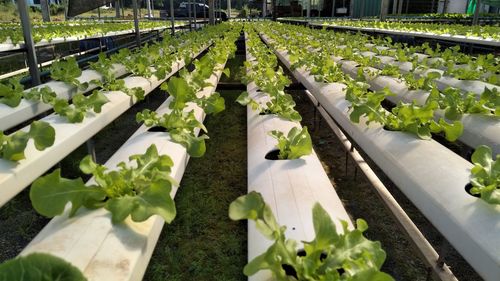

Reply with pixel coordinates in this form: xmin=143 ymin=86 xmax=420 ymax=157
xmin=245 ymin=33 xmax=352 ymax=281
xmin=329 ymin=55 xmax=500 ymax=155
xmin=0 ymin=40 xmax=210 ymax=132
xmin=261 ymin=32 xmax=500 ymax=281
xmin=20 ymin=61 xmax=227 ymax=281
xmin=0 ymin=26 xmax=171 ymax=52
xmin=310 ymin=23 xmax=500 ymax=47
xmin=0 ymin=64 xmax=128 ymax=131
xmin=357 ymin=47 xmax=500 ymax=95
xmin=0 ymin=46 xmax=209 ymax=207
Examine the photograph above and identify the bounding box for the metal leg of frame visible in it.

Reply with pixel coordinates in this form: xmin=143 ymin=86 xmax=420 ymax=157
xmin=17 ymin=0 xmax=41 ymax=86
xmin=86 ymin=138 xmax=97 ymax=163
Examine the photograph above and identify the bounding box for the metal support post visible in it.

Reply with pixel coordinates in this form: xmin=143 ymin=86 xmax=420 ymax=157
xmin=86 ymin=139 xmax=97 ymax=163
xmin=115 ymin=0 xmax=121 ymax=18
xmin=204 ymin=0 xmax=207 ymax=23
xmin=194 ymin=0 xmax=197 ymax=29
xmin=228 ymin=0 xmax=232 ymax=18
xmin=209 ymin=0 xmax=215 ymax=25
xmin=442 ymin=0 xmax=449 ymax=14
xmin=213 ymin=0 xmax=216 ymax=23
xmin=132 ymin=0 xmax=142 ymax=47
xmin=170 ymin=0 xmax=176 ymax=35
xmin=40 ymin=0 xmax=51 ymax=22
xmin=218 ymin=0 xmax=222 ymax=22
xmin=146 ymin=0 xmax=153 ymax=18
xmin=17 ymin=0 xmax=41 ymax=86
xmin=307 ymin=0 xmax=311 ymax=18
xmin=472 ymin=0 xmax=481 ymax=26
xmin=188 ymin=0 xmax=193 ymax=31
xmin=380 ymin=0 xmax=389 ymax=20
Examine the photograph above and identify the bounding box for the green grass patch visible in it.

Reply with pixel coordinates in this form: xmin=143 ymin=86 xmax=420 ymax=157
xmin=143 ymin=90 xmax=247 ymax=281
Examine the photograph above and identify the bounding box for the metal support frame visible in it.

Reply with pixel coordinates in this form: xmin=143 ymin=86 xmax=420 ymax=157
xmin=473 ymin=0 xmax=481 ymax=25
xmin=146 ymin=0 xmax=153 ymax=18
xmin=17 ymin=0 xmax=41 ymax=86
xmin=194 ymin=1 xmax=198 ymax=29
xmin=302 ymin=89 xmax=459 ymax=281
xmin=86 ymin=139 xmax=97 ymax=163
xmin=40 ymin=0 xmax=51 ymax=22
xmin=272 ymin=0 xmax=277 ymax=20
xmin=442 ymin=0 xmax=449 ymax=14
xmin=380 ymin=0 xmax=389 ymax=20
xmin=115 ymin=0 xmax=121 ymax=18
xmin=228 ymin=0 xmax=232 ymax=18
xmin=132 ymin=0 xmax=142 ymax=47
xmin=219 ymin=0 xmax=222 ymax=22
xmin=306 ymin=0 xmax=311 ymax=18
xmin=209 ymin=0 xmax=215 ymax=25
xmin=331 ymin=0 xmax=336 ymax=17
xmin=397 ymin=0 xmax=404 ymax=14
xmin=204 ymin=0 xmax=207 ymax=23
xmin=121 ymin=1 xmax=125 ymax=18
xmin=170 ymin=0 xmax=176 ymax=35
xmin=188 ymin=0 xmax=193 ymax=31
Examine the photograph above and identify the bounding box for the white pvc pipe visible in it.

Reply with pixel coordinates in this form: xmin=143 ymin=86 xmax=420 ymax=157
xmin=261 ymin=33 xmax=500 ymax=281
xmin=21 ymin=61 xmax=228 ymax=281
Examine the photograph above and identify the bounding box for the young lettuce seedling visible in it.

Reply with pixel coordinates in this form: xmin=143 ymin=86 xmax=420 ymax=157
xmin=30 ymin=144 xmax=177 ymax=224
xmin=0 ymin=253 xmax=87 ymax=281
xmin=268 ymin=126 xmax=312 ymax=160
xmin=470 ymin=145 xmax=500 ymax=205
xmin=229 ymin=191 xmax=394 ymax=281
xmin=0 ymin=121 xmax=55 ymax=161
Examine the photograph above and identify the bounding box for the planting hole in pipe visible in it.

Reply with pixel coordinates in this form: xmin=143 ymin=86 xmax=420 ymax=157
xmin=282 ymin=250 xmax=331 ymax=278
xmin=265 ymin=149 xmax=283 ymax=160
xmin=147 ymin=126 xmax=168 ymax=133
xmin=465 ymin=183 xmax=481 ymax=198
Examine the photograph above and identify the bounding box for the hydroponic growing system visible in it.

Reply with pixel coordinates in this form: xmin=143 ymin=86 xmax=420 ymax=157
xmin=0 ymin=2 xmax=499 ymax=281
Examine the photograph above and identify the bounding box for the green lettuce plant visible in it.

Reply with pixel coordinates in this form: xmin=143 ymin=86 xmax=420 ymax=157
xmin=469 ymin=145 xmax=500 ymax=205
xmin=268 ymin=126 xmax=312 ymax=160
xmin=0 ymin=121 xmax=55 ymax=161
xmin=229 ymin=191 xmax=394 ymax=281
xmin=30 ymin=144 xmax=177 ymax=224
xmin=0 ymin=253 xmax=87 ymax=281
